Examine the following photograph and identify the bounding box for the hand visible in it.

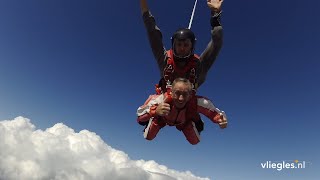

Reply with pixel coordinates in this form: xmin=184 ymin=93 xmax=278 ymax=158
xmin=156 ymin=103 xmax=171 ymax=116
xmin=218 ymin=121 xmax=227 ymax=129
xmin=207 ymin=0 xmax=223 ymax=13
xmin=215 ymin=112 xmax=227 ymax=129
xmin=140 ymin=0 xmax=149 ymax=14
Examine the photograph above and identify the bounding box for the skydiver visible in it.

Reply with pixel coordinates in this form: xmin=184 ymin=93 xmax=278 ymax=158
xmin=137 ymin=78 xmax=227 ymax=145
xmin=140 ymin=0 xmax=224 ymax=90
xmin=139 ymin=0 xmax=225 ymax=134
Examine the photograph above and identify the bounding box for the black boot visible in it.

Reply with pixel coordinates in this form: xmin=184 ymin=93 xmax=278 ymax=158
xmin=194 ymin=119 xmax=204 ymax=134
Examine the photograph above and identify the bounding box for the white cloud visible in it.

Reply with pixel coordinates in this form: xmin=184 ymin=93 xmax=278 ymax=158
xmin=0 ymin=117 xmax=209 ymax=180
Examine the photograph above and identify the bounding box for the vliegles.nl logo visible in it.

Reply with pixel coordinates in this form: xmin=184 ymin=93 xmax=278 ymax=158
xmin=261 ymin=160 xmax=311 ymax=171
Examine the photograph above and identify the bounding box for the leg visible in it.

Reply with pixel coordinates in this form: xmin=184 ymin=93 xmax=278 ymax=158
xmin=143 ymin=118 xmax=165 ymax=140
xmin=193 ymin=113 xmax=204 ymax=134
xmin=187 ymin=95 xmax=204 ymax=134
xmin=182 ymin=121 xmax=200 ymax=145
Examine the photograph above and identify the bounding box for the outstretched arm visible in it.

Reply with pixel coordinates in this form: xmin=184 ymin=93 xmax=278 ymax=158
xmin=198 ymin=0 xmax=224 ymax=87
xmin=140 ymin=0 xmax=167 ymax=74
xmin=197 ymin=95 xmax=227 ymax=129
xmin=137 ymin=94 xmax=167 ymax=123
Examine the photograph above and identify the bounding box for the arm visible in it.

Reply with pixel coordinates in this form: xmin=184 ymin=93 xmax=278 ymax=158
xmin=140 ymin=0 xmax=167 ymax=74
xmin=197 ymin=95 xmax=227 ymax=129
xmin=137 ymin=94 xmax=170 ymax=123
xmin=198 ymin=0 xmax=224 ymax=87
xmin=137 ymin=94 xmax=160 ymax=123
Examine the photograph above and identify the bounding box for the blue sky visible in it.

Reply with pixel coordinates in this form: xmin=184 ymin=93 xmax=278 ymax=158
xmin=0 ymin=0 xmax=319 ymax=179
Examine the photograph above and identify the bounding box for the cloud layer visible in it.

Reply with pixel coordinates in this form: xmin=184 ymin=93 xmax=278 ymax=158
xmin=0 ymin=117 xmax=209 ymax=180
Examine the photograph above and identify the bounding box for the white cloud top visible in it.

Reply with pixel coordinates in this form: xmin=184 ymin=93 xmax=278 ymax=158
xmin=0 ymin=117 xmax=209 ymax=180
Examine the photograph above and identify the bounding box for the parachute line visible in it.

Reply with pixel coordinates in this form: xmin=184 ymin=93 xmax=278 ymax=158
xmin=188 ymin=0 xmax=198 ymax=29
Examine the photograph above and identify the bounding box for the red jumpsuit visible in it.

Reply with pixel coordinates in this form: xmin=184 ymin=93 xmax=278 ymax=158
xmin=137 ymin=93 xmax=226 ymax=145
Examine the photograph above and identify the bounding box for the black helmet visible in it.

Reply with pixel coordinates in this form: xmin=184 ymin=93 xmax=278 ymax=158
xmin=171 ymin=28 xmax=196 ymax=59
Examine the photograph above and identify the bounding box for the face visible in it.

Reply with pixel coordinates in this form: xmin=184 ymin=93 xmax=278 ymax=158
xmin=174 ymin=39 xmax=192 ymax=57
xmin=171 ymin=82 xmax=192 ymax=109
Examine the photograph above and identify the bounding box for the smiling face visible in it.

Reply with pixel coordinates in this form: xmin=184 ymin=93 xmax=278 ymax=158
xmin=171 ymin=80 xmax=192 ymax=109
xmin=173 ymin=39 xmax=192 ymax=57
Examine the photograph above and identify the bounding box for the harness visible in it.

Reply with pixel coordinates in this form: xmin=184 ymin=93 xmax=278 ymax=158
xmin=153 ymin=50 xmax=201 ymax=129
xmin=156 ymin=49 xmax=200 ymax=95
xmin=162 ymin=92 xmax=198 ymax=130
